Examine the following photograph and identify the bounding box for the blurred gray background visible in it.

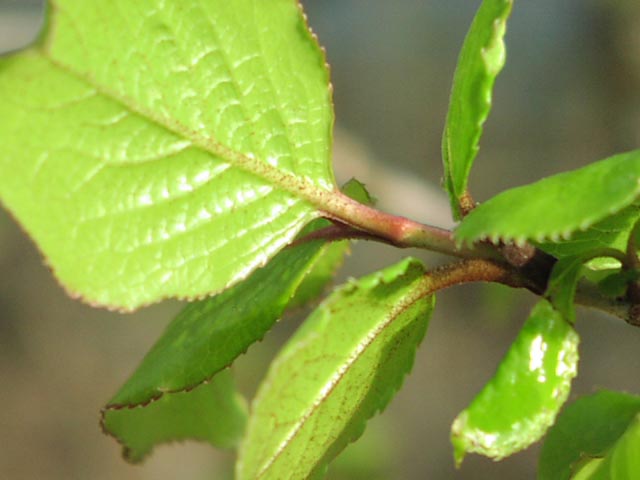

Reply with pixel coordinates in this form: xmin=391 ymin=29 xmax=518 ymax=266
xmin=1 ymin=0 xmax=640 ymax=479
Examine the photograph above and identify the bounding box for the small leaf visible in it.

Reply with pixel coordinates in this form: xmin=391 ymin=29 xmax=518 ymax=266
xmin=538 ymin=205 xmax=640 ymax=259
xmin=545 ymin=257 xmax=586 ymax=323
xmin=442 ymin=0 xmax=514 ymax=219
xmin=236 ymin=258 xmax=435 ymax=480
xmin=455 ymin=152 xmax=640 ymax=246
xmin=451 ymin=299 xmax=579 ymax=464
xmin=0 ymin=0 xmax=336 ymax=309
xmin=539 ymin=390 xmax=640 ymax=480
xmin=102 ymin=370 xmax=247 ymax=463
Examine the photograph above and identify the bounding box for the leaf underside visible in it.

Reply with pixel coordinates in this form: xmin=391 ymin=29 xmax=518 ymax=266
xmin=0 ymin=0 xmax=336 ymax=309
xmin=442 ymin=0 xmax=513 ymax=219
xmin=451 ymin=299 xmax=579 ymax=464
xmin=456 ymin=151 xmax=640 ymax=246
xmin=237 ymin=258 xmax=435 ymax=480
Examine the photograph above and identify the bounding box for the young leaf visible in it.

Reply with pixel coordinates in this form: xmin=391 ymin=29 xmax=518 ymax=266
xmin=236 ymin=258 xmax=436 ymax=480
xmin=451 ymin=299 xmax=579 ymax=464
xmin=0 ymin=0 xmax=336 ymax=309
xmin=539 ymin=390 xmax=640 ymax=480
xmin=102 ymin=370 xmax=247 ymax=463
xmin=455 ymin=151 xmax=640 ymax=246
xmin=545 ymin=256 xmax=586 ymax=323
xmin=538 ymin=205 xmax=640 ymax=260
xmin=442 ymin=0 xmax=513 ymax=219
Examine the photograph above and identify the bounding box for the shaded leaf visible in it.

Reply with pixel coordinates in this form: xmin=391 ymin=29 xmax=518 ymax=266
xmin=442 ymin=0 xmax=513 ymax=219
xmin=456 ymin=152 xmax=640 ymax=246
xmin=545 ymin=256 xmax=586 ymax=323
xmin=102 ymin=370 xmax=246 ymax=463
xmin=103 ymin=231 xmax=341 ymax=410
xmin=570 ymin=415 xmax=640 ymax=480
xmin=0 ymin=0 xmax=336 ymax=309
xmin=237 ymin=258 xmax=435 ymax=480
xmin=538 ymin=206 xmax=640 ymax=260
xmin=452 ymin=299 xmax=579 ymax=464
xmin=539 ymin=390 xmax=640 ymax=480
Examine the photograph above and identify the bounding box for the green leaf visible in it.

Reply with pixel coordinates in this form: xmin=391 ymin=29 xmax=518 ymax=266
xmin=0 ymin=0 xmax=336 ymax=309
xmin=539 ymin=390 xmax=640 ymax=480
xmin=545 ymin=257 xmax=586 ymax=323
xmin=236 ymin=258 xmax=435 ymax=480
xmin=102 ymin=369 xmax=247 ymax=463
xmin=538 ymin=205 xmax=640 ymax=260
xmin=570 ymin=415 xmax=640 ymax=480
xmin=455 ymin=152 xmax=640 ymax=246
xmin=103 ymin=232 xmax=341 ymax=410
xmin=442 ymin=0 xmax=513 ymax=219
xmin=451 ymin=299 xmax=579 ymax=464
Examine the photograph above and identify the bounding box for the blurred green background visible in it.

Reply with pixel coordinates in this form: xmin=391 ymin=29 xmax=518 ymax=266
xmin=1 ymin=0 xmax=640 ymax=478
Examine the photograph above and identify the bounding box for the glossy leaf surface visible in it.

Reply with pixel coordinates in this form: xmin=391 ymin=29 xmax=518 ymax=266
xmin=451 ymin=299 xmax=579 ymax=464
xmin=456 ymin=152 xmax=640 ymax=246
xmin=237 ymin=258 xmax=435 ymax=480
xmin=0 ymin=0 xmax=335 ymax=309
xmin=442 ymin=0 xmax=513 ymax=219
xmin=539 ymin=390 xmax=640 ymax=480
xmin=102 ymin=370 xmax=247 ymax=463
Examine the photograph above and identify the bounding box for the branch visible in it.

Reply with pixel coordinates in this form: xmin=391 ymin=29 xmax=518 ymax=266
xmin=319 ymin=191 xmax=502 ymax=261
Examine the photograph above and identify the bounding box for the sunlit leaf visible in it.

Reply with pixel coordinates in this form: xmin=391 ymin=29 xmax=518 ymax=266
xmin=456 ymin=152 xmax=640 ymax=246
xmin=0 ymin=0 xmax=336 ymax=309
xmin=237 ymin=258 xmax=435 ymax=480
xmin=539 ymin=390 xmax=640 ymax=480
xmin=451 ymin=299 xmax=579 ymax=464
xmin=442 ymin=0 xmax=513 ymax=219
xmin=102 ymin=370 xmax=247 ymax=463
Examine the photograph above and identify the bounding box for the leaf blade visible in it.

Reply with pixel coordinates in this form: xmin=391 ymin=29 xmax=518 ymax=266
xmin=0 ymin=0 xmax=336 ymax=309
xmin=456 ymin=151 xmax=640 ymax=246
xmin=442 ymin=0 xmax=513 ymax=219
xmin=237 ymin=258 xmax=435 ymax=480
xmin=538 ymin=390 xmax=640 ymax=480
xmin=102 ymin=370 xmax=247 ymax=463
xmin=451 ymin=299 xmax=579 ymax=464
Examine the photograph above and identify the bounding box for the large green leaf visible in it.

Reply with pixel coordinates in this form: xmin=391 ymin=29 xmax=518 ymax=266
xmin=456 ymin=152 xmax=640 ymax=246
xmin=236 ymin=258 xmax=435 ymax=480
xmin=442 ymin=0 xmax=513 ymax=219
xmin=102 ymin=370 xmax=247 ymax=463
xmin=0 ymin=0 xmax=336 ymax=309
xmin=451 ymin=299 xmax=579 ymax=464
xmin=539 ymin=390 xmax=640 ymax=480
